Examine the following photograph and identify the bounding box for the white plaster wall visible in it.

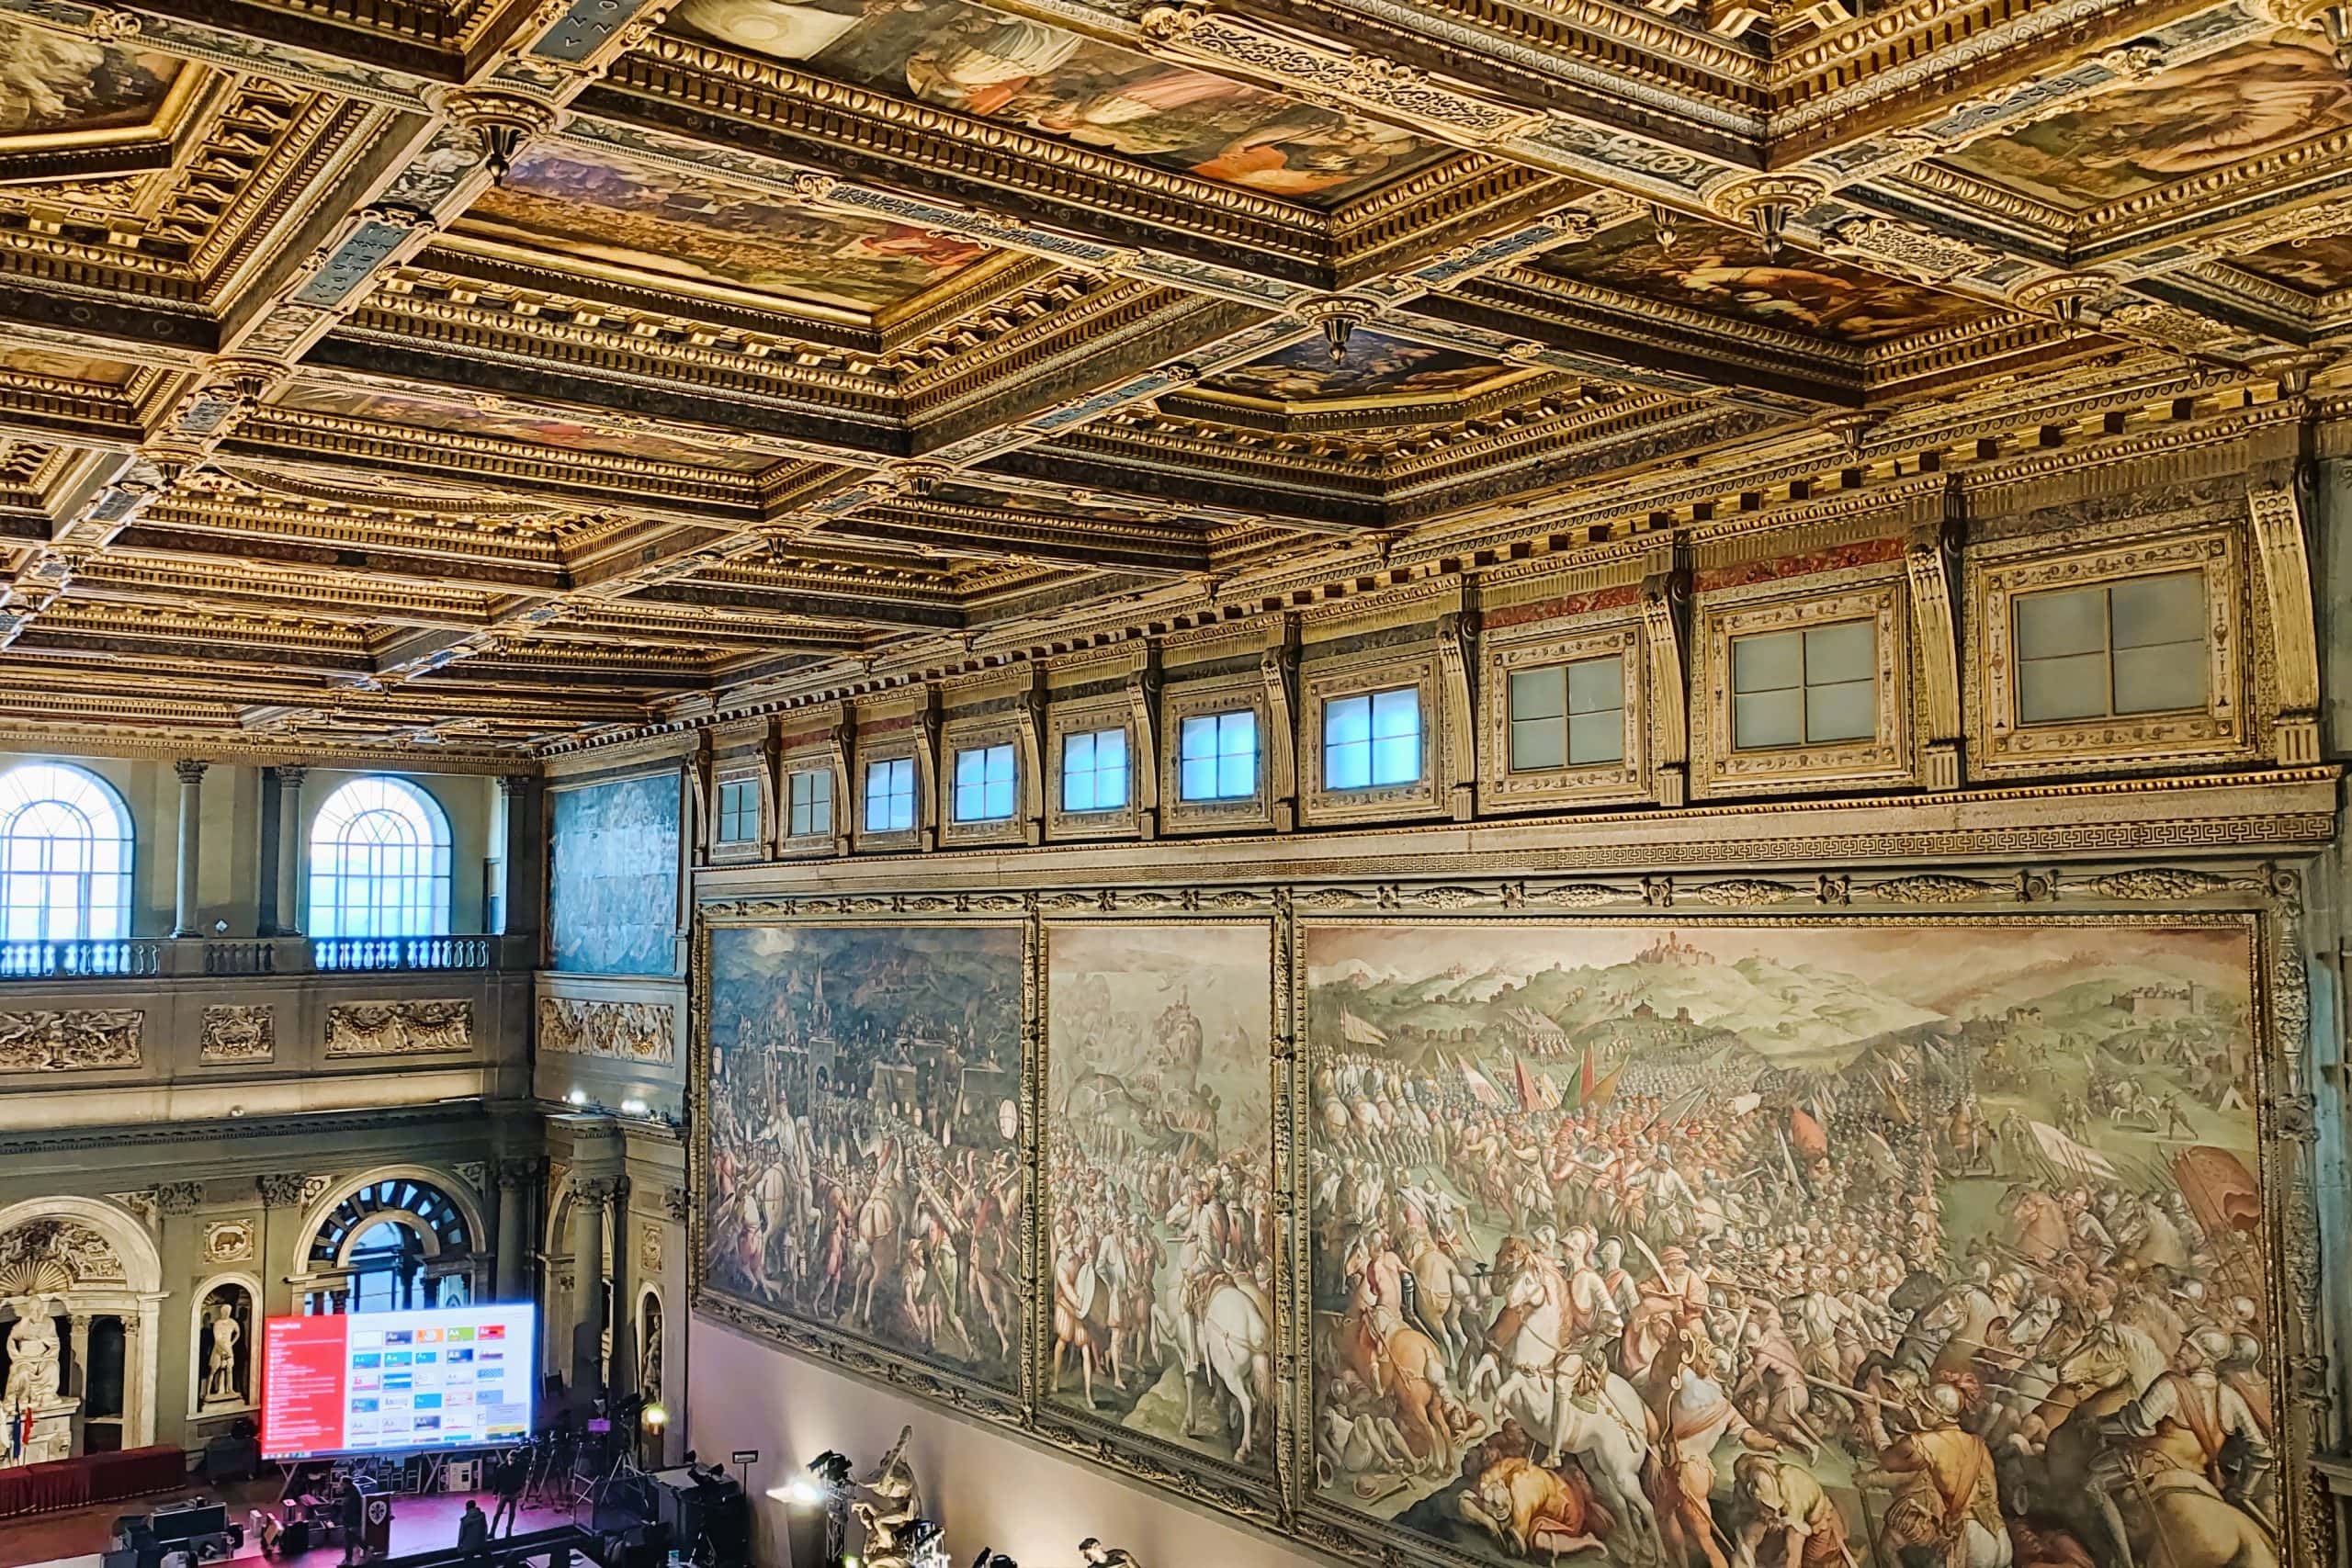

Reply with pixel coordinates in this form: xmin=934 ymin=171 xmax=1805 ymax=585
xmin=688 ymin=1316 xmax=1317 ymax=1568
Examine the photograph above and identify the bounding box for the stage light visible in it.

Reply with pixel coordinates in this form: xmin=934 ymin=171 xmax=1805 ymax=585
xmin=621 ymin=1097 xmax=649 ymax=1117
xmin=770 ymin=1475 xmax=828 ymax=1507
xmin=640 ymin=1401 xmax=668 ymax=1431
xmin=564 ymin=1088 xmax=587 ymax=1106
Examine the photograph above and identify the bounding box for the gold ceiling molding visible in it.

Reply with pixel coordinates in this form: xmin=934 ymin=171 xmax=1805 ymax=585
xmin=1135 ymin=6 xmax=1547 ymax=146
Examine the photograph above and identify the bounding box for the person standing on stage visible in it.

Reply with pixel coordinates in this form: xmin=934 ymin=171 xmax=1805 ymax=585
xmin=338 ymin=1478 xmax=366 ymax=1566
xmin=491 ymin=1448 xmax=527 ymax=1536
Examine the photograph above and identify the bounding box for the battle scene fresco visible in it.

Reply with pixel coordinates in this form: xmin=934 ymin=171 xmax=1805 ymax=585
xmin=1538 ymin=222 xmax=1991 ymax=345
xmin=703 ymin=923 xmax=1026 ymax=1390
xmin=1940 ymin=29 xmax=2352 ymax=211
xmin=671 ymin=0 xmax=1444 ymax=206
xmin=1195 ymin=333 xmax=1525 ymax=405
xmin=1305 ymin=919 xmax=2276 ymax=1568
xmin=1045 ymin=923 xmax=1275 ymax=1471
xmin=456 ymin=146 xmax=999 ymax=315
xmin=0 ymin=24 xmax=184 ymax=140
xmin=548 ymin=773 xmax=682 ymax=976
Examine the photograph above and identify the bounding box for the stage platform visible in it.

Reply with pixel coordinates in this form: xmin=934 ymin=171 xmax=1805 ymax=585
xmin=4 ymin=1483 xmax=575 ymax=1568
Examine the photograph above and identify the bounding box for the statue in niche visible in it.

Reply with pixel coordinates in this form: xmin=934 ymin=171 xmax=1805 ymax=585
xmin=3 ymin=1304 xmax=60 ymax=1407
xmin=639 ymin=1297 xmax=663 ymax=1405
xmin=200 ymin=1289 xmax=250 ymax=1407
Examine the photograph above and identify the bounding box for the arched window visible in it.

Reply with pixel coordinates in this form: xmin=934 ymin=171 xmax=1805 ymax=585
xmin=304 ymin=1178 xmax=475 ymax=1314
xmin=0 ymin=762 xmax=132 ymax=942
xmin=308 ymin=777 xmax=451 ymax=939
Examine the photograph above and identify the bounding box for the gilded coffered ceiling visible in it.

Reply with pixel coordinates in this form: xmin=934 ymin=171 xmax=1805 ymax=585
xmin=0 ymin=0 xmax=2346 ymax=758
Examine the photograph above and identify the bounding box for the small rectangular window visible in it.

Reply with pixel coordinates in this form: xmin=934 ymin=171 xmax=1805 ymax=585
xmin=2015 ymin=572 xmax=2206 ymax=725
xmin=786 ymin=768 xmax=832 ymax=838
xmin=1731 ymin=621 xmax=1876 ymax=750
xmin=1178 ymin=710 xmax=1257 ymax=801
xmin=1061 ymin=727 xmax=1128 ymax=813
xmin=1323 ymin=685 xmax=1421 ymax=789
xmin=1508 ymin=657 xmax=1624 ymax=770
xmin=863 ymin=758 xmax=914 ymax=833
xmin=953 ymin=742 xmax=1016 ymax=823
xmin=715 ymin=779 xmax=760 ymax=844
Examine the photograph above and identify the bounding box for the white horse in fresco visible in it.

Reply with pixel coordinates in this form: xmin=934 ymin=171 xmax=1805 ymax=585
xmin=1166 ymin=1273 xmax=1275 ymax=1461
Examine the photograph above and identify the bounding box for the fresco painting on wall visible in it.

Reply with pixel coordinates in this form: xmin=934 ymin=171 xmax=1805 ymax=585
xmin=1940 ymin=29 xmax=2352 ymax=210
xmin=1304 ymin=919 xmax=2268 ymax=1568
xmin=1045 ymin=923 xmax=1274 ymax=1471
xmin=671 ymin=0 xmax=1443 ymax=206
xmin=548 ymin=773 xmax=681 ymax=976
xmin=703 ymin=923 xmax=1025 ymax=1390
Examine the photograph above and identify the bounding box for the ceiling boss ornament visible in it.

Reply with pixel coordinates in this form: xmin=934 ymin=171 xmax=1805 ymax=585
xmin=1704 ymin=175 xmax=1830 ymax=262
xmin=442 ymin=92 xmax=565 ymax=185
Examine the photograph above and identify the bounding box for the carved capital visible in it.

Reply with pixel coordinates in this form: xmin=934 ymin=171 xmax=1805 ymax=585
xmin=175 ymin=758 xmax=209 ymax=786
xmin=155 ymin=1181 xmax=205 ymax=1217
xmin=662 ymin=1185 xmax=691 ymax=1223
xmin=255 ymin=1173 xmax=309 ymax=1209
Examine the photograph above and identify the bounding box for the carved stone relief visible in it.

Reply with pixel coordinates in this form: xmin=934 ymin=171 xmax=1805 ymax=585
xmin=322 ymin=1000 xmax=473 ymax=1056
xmin=0 ymin=1010 xmax=143 ymax=1072
xmin=537 ymin=997 xmax=676 ymax=1064
xmin=0 ymin=1221 xmax=126 ymax=1293
xmin=198 ymin=1006 xmax=275 ymax=1064
xmin=201 ymin=1220 xmax=255 ymax=1263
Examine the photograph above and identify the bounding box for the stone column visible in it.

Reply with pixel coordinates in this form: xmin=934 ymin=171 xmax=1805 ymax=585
xmin=607 ymin=1181 xmax=636 ymax=1404
xmin=67 ymin=1313 xmax=90 ymax=1452
xmin=171 ymin=760 xmax=207 ymax=938
xmin=571 ymin=1179 xmax=613 ymax=1403
xmin=121 ymin=1312 xmax=146 ymax=1448
xmin=272 ymin=765 xmax=306 ymax=935
xmin=497 ymin=775 xmax=543 ymax=943
xmin=494 ymin=1160 xmax=533 ymax=1300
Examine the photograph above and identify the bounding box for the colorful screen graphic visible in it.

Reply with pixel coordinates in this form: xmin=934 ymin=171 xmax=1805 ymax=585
xmin=261 ymin=1303 xmax=536 ymax=1459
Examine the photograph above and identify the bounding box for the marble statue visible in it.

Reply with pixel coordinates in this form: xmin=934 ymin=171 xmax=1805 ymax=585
xmin=3 ymin=1304 xmax=59 ymax=1407
xmin=202 ymin=1299 xmax=243 ymax=1405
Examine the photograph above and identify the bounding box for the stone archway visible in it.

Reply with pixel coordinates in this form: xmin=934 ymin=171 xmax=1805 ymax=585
xmin=0 ymin=1196 xmax=164 ymax=1461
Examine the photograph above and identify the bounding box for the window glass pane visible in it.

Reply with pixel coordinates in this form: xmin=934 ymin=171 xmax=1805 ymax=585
xmin=1372 ymin=687 xmax=1418 ymax=739
xmin=1805 ymin=678 xmax=1876 ymax=742
xmin=1732 ymin=630 xmax=1802 ymax=694
xmin=1180 ymin=716 xmax=1217 ymax=761
xmin=956 ymin=749 xmax=986 ymax=790
xmin=1804 ymin=621 xmax=1875 ymax=685
xmin=1324 ymin=694 xmax=1370 ymax=749
xmin=1327 ymin=739 xmax=1370 ymax=790
xmin=2109 ymin=572 xmax=2203 ymax=651
xmin=2016 ymin=586 xmax=2107 ymax=661
xmin=1094 ymin=733 xmax=1127 ymax=809
xmin=2113 ymin=644 xmax=2207 ymax=716
xmin=1217 ymin=750 xmax=1255 ymax=799
xmin=1372 ymin=732 xmax=1419 ymax=784
xmin=1568 ymin=711 xmax=1624 ymax=764
xmin=1180 ymin=757 xmax=1218 ymax=801
xmin=1509 ymin=667 xmax=1564 ymax=723
xmin=1510 ymin=716 xmax=1565 ymax=771
xmin=1734 ymin=689 xmax=1804 ymax=750
xmin=1567 ymin=658 xmax=1623 ymax=716
xmin=2018 ymin=651 xmax=2110 ymax=725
